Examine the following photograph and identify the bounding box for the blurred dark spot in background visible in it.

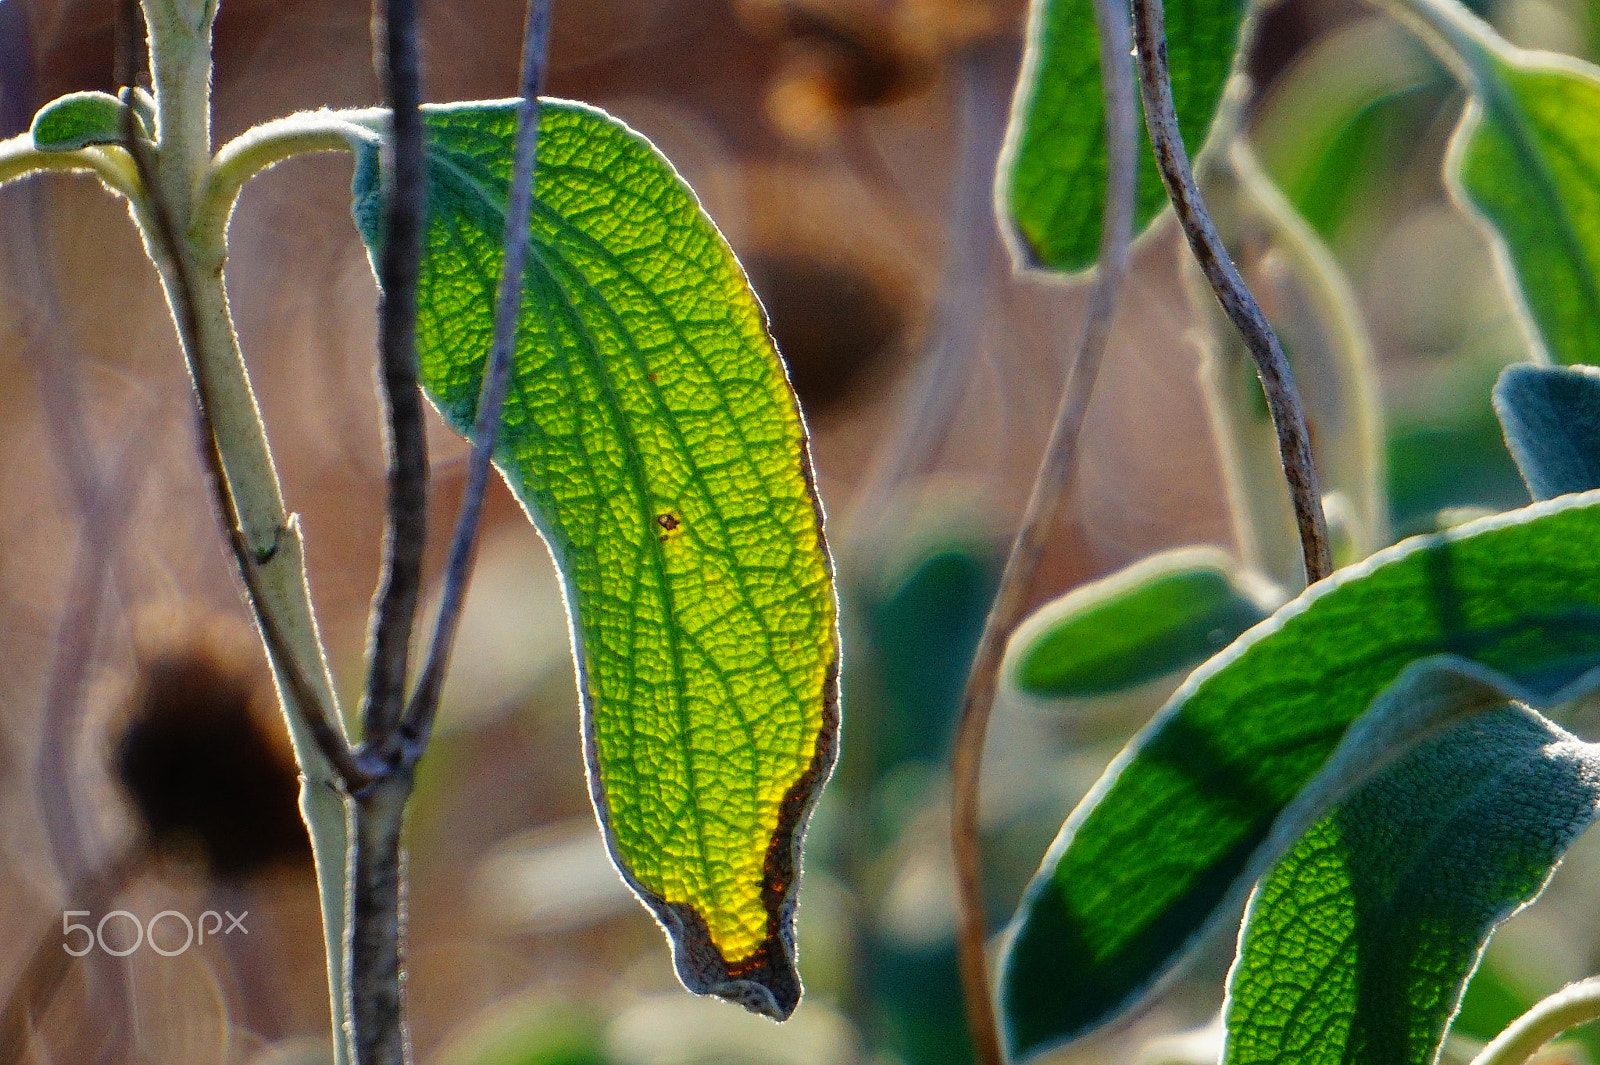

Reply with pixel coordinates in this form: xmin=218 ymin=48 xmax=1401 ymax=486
xmin=116 ymin=642 xmax=309 ymax=880
xmin=747 ymin=252 xmax=907 ymax=414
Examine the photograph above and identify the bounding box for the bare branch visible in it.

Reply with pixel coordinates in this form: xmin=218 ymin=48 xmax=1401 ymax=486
xmin=362 ymin=0 xmax=431 ymax=747
xmin=1129 ymin=0 xmax=1331 ymax=584
xmin=947 ymin=2 xmax=1141 ymax=1061
xmin=347 ymin=3 xmax=551 ymax=1061
xmin=395 ymin=0 xmax=553 ymax=764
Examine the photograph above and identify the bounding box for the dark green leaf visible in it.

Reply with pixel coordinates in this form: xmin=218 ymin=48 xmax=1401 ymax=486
xmin=996 ymin=0 xmax=1245 ymax=272
xmin=998 ymin=492 xmax=1600 ymax=1060
xmin=1453 ymin=55 xmax=1600 ymax=365
xmin=1493 ymin=362 xmax=1600 ymax=500
xmin=1008 ymin=547 xmax=1268 ymax=698
xmin=1224 ymin=707 xmax=1600 ymax=1065
xmin=868 ymin=547 xmax=997 ymax=774
xmin=350 ymin=100 xmax=838 ymax=1019
xmin=29 ymin=91 xmax=135 ymax=151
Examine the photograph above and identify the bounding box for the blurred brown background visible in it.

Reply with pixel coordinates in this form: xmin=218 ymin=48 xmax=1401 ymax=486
xmin=2 ymin=0 xmax=1597 ymax=1061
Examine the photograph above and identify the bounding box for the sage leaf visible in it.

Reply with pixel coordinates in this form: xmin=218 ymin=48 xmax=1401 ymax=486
xmin=1007 ymin=547 xmax=1269 ymax=699
xmin=998 ymin=491 xmax=1600 ymax=1060
xmin=1493 ymin=362 xmax=1600 ymax=500
xmin=29 ymin=91 xmax=139 ymax=151
xmin=997 ymin=0 xmax=1244 ymax=272
xmin=1452 ymin=55 xmax=1600 ymax=365
xmin=1224 ymin=707 xmax=1600 ymax=1065
xmin=350 ymin=99 xmax=839 ymax=1019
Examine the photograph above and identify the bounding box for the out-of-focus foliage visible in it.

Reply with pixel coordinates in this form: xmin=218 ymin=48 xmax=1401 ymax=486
xmin=1453 ymin=54 xmax=1600 ymax=367
xmin=1008 ymin=547 xmax=1267 ymax=699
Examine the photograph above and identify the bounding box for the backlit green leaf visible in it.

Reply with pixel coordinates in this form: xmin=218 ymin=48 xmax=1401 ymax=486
xmin=1007 ymin=547 xmax=1269 ymax=699
xmin=998 ymin=491 xmax=1600 ymax=1060
xmin=29 ymin=91 xmax=137 ymax=151
xmin=997 ymin=0 xmax=1244 ymax=272
xmin=1493 ymin=362 xmax=1600 ymax=500
xmin=350 ymin=99 xmax=839 ymax=1019
xmin=1224 ymin=707 xmax=1600 ymax=1065
xmin=1452 ymin=53 xmax=1600 ymax=365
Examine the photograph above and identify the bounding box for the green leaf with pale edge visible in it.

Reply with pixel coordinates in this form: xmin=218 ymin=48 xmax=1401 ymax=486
xmin=1451 ymin=54 xmax=1600 ymax=364
xmin=1224 ymin=707 xmax=1600 ymax=1065
xmin=1494 ymin=362 xmax=1600 ymax=500
xmin=999 ymin=491 xmax=1600 ymax=1060
xmin=997 ymin=0 xmax=1244 ymax=272
xmin=1008 ymin=547 xmax=1269 ymax=698
xmin=29 ymin=91 xmax=134 ymax=151
xmin=349 ymin=99 xmax=838 ymax=1019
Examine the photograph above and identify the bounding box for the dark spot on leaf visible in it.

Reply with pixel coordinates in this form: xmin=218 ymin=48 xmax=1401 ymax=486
xmin=656 ymin=513 xmax=680 ymax=531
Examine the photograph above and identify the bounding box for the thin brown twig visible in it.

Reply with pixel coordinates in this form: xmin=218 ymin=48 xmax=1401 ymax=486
xmin=395 ymin=0 xmax=553 ymax=763
xmin=113 ymin=6 xmax=367 ymax=790
xmin=362 ymin=0 xmax=431 ymax=749
xmin=949 ymin=0 xmax=1140 ymax=1060
xmin=1129 ymin=0 xmax=1331 ymax=584
xmin=347 ymin=1 xmax=432 ymax=1055
xmin=347 ymin=3 xmax=552 ymax=1060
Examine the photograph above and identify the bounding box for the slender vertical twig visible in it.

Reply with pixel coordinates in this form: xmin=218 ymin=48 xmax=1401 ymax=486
xmin=395 ymin=0 xmax=553 ymax=761
xmin=115 ymin=1 xmax=366 ymax=789
xmin=347 ymin=1 xmax=431 ymax=1053
xmin=362 ymin=0 xmax=430 ymax=748
xmin=348 ymin=4 xmax=551 ymax=1061
xmin=948 ymin=1 xmax=1141 ymax=1060
xmin=1129 ymin=0 xmax=1331 ymax=584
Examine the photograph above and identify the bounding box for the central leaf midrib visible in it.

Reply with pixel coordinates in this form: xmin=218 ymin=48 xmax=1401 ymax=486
xmin=434 ymin=138 xmax=815 ymax=734
xmin=428 ymin=141 xmax=725 ymax=910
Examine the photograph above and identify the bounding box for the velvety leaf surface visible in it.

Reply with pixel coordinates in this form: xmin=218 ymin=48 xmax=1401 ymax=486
xmin=1453 ymin=56 xmax=1600 ymax=365
xmin=350 ymin=99 xmax=838 ymax=1019
xmin=1224 ymin=707 xmax=1600 ymax=1065
xmin=1009 ymin=547 xmax=1268 ymax=698
xmin=997 ymin=0 xmax=1244 ymax=271
xmin=1494 ymin=362 xmax=1600 ymax=500
xmin=999 ymin=492 xmax=1600 ymax=1060
xmin=30 ymin=91 xmax=131 ymax=151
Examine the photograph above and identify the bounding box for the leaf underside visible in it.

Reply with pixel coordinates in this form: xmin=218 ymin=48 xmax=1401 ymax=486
xmin=999 ymin=492 xmax=1600 ymax=1061
xmin=1225 ymin=707 xmax=1600 ymax=1065
xmin=1453 ymin=56 xmax=1600 ymax=365
xmin=998 ymin=0 xmax=1244 ymax=272
xmin=350 ymin=99 xmax=839 ymax=1019
xmin=1493 ymin=361 xmax=1600 ymax=501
